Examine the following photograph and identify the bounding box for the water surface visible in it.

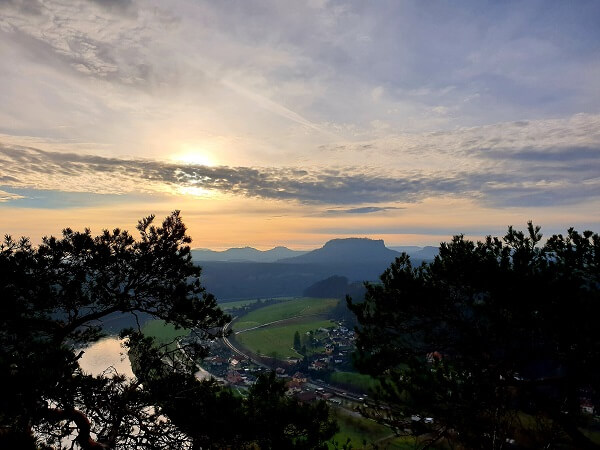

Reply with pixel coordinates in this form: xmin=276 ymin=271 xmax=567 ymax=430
xmin=78 ymin=337 xmax=134 ymax=378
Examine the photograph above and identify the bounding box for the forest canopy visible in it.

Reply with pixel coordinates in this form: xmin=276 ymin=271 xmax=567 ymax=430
xmin=349 ymin=223 xmax=600 ymax=449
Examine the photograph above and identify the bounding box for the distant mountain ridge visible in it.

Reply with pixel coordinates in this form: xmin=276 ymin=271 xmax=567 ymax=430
xmin=191 ymin=246 xmax=306 ymax=263
xmin=192 ymin=239 xmax=438 ymax=264
xmin=389 ymin=245 xmax=439 ymax=260
xmin=191 ymin=238 xmax=438 ymax=299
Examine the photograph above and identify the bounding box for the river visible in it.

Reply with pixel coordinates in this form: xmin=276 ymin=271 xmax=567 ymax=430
xmin=78 ymin=336 xmax=212 ymax=381
xmin=78 ymin=336 xmax=134 ymax=378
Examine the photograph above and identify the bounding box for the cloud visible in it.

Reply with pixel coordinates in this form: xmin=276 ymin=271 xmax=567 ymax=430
xmin=325 ymin=206 xmax=404 ymax=215
xmin=0 ymin=188 xmax=25 ymax=202
xmin=480 ymin=146 xmax=599 ymax=164
xmin=0 ymin=0 xmax=44 ymax=16
xmin=87 ymin=0 xmax=136 ymax=13
xmin=0 ymin=0 xmax=166 ymax=87
xmin=2 ymin=1 xmax=600 ymax=169
xmin=320 ymin=114 xmax=600 ymax=160
xmin=1 ymin=141 xmax=598 ymax=208
xmin=0 ymin=185 xmax=158 ymax=209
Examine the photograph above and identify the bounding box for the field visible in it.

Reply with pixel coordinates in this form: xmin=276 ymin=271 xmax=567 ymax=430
xmin=142 ymin=319 xmax=189 ymax=345
xmin=231 ymin=297 xmax=339 ymax=358
xmin=329 ymin=408 xmax=415 ymax=449
xmin=218 ymin=297 xmax=299 ymax=311
xmin=217 ymin=299 xmax=260 ymax=311
xmin=234 ymin=319 xmax=334 ymax=358
xmin=330 ymin=371 xmax=381 ymax=393
xmin=234 ymin=297 xmax=339 ymax=331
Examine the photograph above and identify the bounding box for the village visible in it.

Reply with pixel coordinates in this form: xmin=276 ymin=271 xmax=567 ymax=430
xmin=185 ymin=322 xmax=366 ymax=407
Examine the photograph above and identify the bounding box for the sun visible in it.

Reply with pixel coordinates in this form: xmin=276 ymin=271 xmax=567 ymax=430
xmin=172 ymin=150 xmax=217 ymax=167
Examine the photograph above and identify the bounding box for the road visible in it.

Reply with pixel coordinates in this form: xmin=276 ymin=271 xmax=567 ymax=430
xmin=222 ymin=317 xmax=270 ymax=368
xmin=233 ymin=313 xmax=321 ymax=334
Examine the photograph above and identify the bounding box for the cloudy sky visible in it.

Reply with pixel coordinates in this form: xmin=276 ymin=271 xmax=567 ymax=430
xmin=1 ymin=0 xmax=599 ymax=249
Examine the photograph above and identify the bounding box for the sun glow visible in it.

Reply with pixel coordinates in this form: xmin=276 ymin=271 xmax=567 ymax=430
xmin=176 ymin=185 xmax=214 ymax=198
xmin=172 ymin=150 xmax=217 ymax=167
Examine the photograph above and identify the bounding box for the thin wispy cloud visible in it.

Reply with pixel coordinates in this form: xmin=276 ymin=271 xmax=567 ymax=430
xmin=318 ymin=114 xmax=600 ymax=164
xmin=324 ymin=206 xmax=404 ymax=215
xmin=0 ymin=189 xmax=25 ymax=202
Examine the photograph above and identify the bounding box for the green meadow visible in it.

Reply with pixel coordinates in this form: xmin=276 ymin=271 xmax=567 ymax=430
xmin=219 ymin=297 xmax=300 ymax=311
xmin=231 ymin=297 xmax=339 ymax=358
xmin=218 ymin=299 xmax=260 ymax=311
xmin=142 ymin=319 xmax=189 ymax=345
xmin=234 ymin=297 xmax=339 ymax=331
xmin=234 ymin=319 xmax=334 ymax=359
xmin=329 ymin=408 xmax=415 ymax=449
xmin=330 ymin=371 xmax=381 ymax=393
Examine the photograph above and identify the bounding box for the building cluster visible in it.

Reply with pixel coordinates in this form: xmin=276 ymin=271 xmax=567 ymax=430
xmin=579 ymin=387 xmax=597 ymax=415
xmin=283 ymin=371 xmax=344 ymax=404
xmin=187 ymin=321 xmax=365 ymax=409
xmin=197 ymin=322 xmax=358 ymax=386
xmin=306 ymin=324 xmax=356 ymax=372
xmin=204 ymin=353 xmax=266 ymax=386
xmin=190 ymin=336 xmax=266 ymax=384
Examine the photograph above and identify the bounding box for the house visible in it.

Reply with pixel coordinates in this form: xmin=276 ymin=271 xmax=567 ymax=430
xmin=226 ymin=370 xmax=243 ymax=385
xmin=318 ymin=392 xmax=333 ymax=400
xmin=426 ymin=351 xmax=443 ymax=363
xmin=310 ymin=360 xmax=328 ymax=371
xmin=295 ymin=391 xmax=317 ymax=403
xmin=209 ymin=356 xmax=227 ymax=366
xmin=286 ymin=380 xmax=303 ymax=393
xmin=581 ymin=400 xmax=595 ymax=415
xmin=292 ymin=372 xmax=308 ymax=383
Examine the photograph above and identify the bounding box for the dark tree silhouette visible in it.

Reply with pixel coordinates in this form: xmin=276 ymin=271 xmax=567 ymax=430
xmin=294 ymin=330 xmax=302 ymax=351
xmin=348 ymin=223 xmax=600 ymax=449
xmin=0 ymin=212 xmax=336 ymax=449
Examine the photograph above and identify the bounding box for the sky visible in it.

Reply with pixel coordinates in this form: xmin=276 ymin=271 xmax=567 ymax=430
xmin=1 ymin=0 xmax=599 ymax=249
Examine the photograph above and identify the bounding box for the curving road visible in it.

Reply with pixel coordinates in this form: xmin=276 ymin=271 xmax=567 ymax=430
xmin=221 ymin=317 xmax=270 ymax=368
xmin=233 ymin=313 xmax=321 ymax=334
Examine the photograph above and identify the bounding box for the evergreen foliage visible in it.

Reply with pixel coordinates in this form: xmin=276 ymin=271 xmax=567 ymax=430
xmin=294 ymin=330 xmax=302 ymax=351
xmin=349 ymin=223 xmax=600 ymax=449
xmin=0 ymin=212 xmax=336 ymax=449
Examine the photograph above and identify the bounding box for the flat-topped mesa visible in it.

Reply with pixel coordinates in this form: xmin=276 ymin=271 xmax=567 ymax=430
xmin=322 ymin=237 xmax=387 ymax=249
xmin=279 ymin=237 xmax=400 ymax=264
